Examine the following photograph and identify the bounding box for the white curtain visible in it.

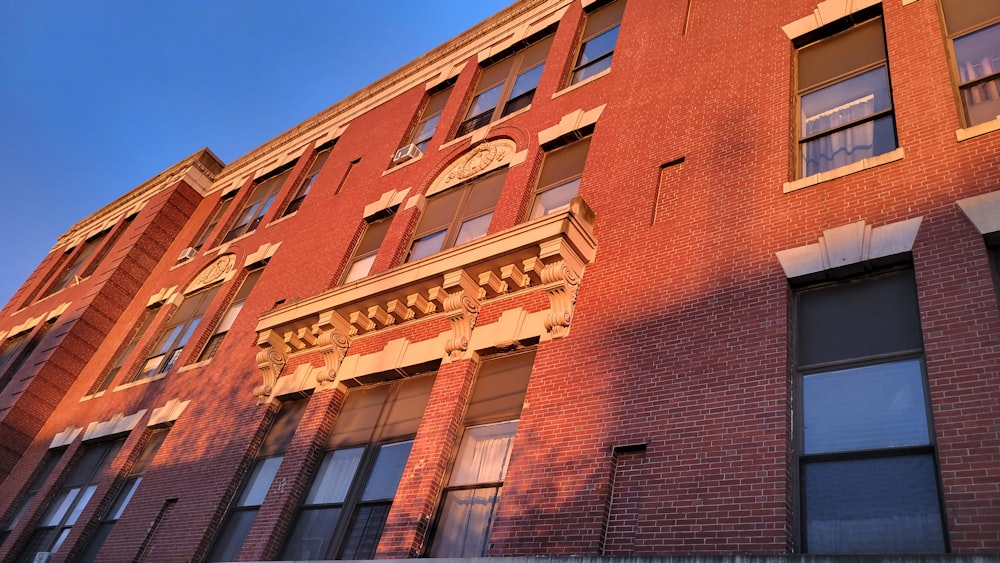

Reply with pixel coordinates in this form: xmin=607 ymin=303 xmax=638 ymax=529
xmin=803 ymin=94 xmax=876 ymax=176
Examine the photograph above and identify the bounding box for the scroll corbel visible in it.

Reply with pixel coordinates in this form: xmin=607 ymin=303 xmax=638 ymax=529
xmin=442 ymin=270 xmax=481 ymax=358
xmin=315 ymin=311 xmax=352 ymax=385
xmin=254 ymin=329 xmax=288 ymax=403
xmin=541 ymin=255 xmax=583 ymax=338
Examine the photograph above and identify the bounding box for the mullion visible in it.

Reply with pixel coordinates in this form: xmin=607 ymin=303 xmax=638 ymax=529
xmin=324 ymin=444 xmax=380 ymax=559
xmin=798 ymin=107 xmax=894 ymax=145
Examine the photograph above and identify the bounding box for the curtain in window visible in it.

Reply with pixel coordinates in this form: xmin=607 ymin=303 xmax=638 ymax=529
xmin=802 ymin=95 xmax=875 ymax=176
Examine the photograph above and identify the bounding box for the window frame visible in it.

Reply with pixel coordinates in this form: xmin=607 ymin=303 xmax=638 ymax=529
xmin=193 ymin=194 xmax=234 ymax=251
xmin=131 ymin=286 xmax=219 ymax=381
xmin=197 ymin=268 xmax=264 ymax=363
xmin=41 ymin=230 xmax=109 ymax=297
xmin=939 ymin=0 xmax=1000 ymax=128
xmin=455 ymin=33 xmax=554 ymax=137
xmin=794 ymin=14 xmax=898 ymax=178
xmin=283 ymin=145 xmax=334 ymax=217
xmin=90 ymin=307 xmax=158 ymax=394
xmin=341 ymin=214 xmax=394 ymax=284
xmin=569 ymin=0 xmax=625 ymax=85
xmin=221 ymin=166 xmax=294 ymax=243
xmin=529 ymin=135 xmax=592 ymax=220
xmin=792 ymin=270 xmax=948 ymax=554
xmin=410 ymin=84 xmax=454 ymax=154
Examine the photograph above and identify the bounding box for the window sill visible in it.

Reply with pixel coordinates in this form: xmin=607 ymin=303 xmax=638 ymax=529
xmin=441 ymin=105 xmax=534 ymax=151
xmin=113 ymin=372 xmax=166 ymax=392
xmin=783 ymin=148 xmax=905 ymax=194
xmin=179 ymin=359 xmax=211 ymax=372
xmin=267 ymin=212 xmax=296 ymax=228
xmin=956 ymin=116 xmax=1000 ymax=142
xmin=79 ymin=390 xmax=105 ymax=402
xmin=551 ymin=68 xmax=611 ymax=100
xmin=382 ymin=152 xmax=424 ymax=176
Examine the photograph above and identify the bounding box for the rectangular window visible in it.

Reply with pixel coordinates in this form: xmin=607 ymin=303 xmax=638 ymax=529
xmin=795 ymin=270 xmax=946 ymax=553
xmin=193 ymin=195 xmax=234 ymax=251
xmin=0 ymin=453 xmax=61 ymax=548
xmin=796 ymin=15 xmax=897 ymax=177
xmin=78 ymin=430 xmax=168 ymax=562
xmin=0 ymin=320 xmax=54 ymax=393
xmin=198 ymin=268 xmax=263 ymax=362
xmin=941 ymin=0 xmax=1000 ymax=127
xmin=406 ymin=169 xmax=507 ymax=263
xmin=570 ymin=0 xmax=625 ymax=84
xmin=90 ymin=308 xmax=158 ymax=394
xmin=222 ymin=168 xmax=293 ymax=243
xmin=42 ymin=230 xmax=109 ymax=297
xmin=133 ymin=286 xmax=219 ymax=381
xmin=284 ymin=147 xmax=333 ymax=217
xmin=208 ymin=399 xmax=308 ymax=562
xmin=281 ymin=375 xmax=434 ymax=561
xmin=456 ymin=34 xmax=553 ymax=137
xmin=342 ymin=216 xmax=393 ymax=284
xmin=530 ymin=136 xmax=591 ymax=219
xmin=428 ymin=351 xmax=533 ymax=557
xmin=410 ymin=85 xmax=453 ymax=154
xmin=17 ymin=439 xmax=124 ymax=561
xmin=79 ymin=215 xmax=133 ymax=280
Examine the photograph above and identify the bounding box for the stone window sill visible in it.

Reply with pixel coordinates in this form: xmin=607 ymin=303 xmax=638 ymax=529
xmin=113 ymin=372 xmax=166 ymax=392
xmin=956 ymin=116 xmax=1000 ymax=142
xmin=551 ymin=68 xmax=611 ymax=100
xmin=783 ymin=148 xmax=905 ymax=194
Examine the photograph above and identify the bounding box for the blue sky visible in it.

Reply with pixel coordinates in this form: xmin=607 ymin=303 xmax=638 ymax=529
xmin=0 ymin=0 xmax=512 ymax=307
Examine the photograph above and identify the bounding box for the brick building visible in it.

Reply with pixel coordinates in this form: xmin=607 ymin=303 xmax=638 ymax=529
xmin=0 ymin=0 xmax=998 ymax=561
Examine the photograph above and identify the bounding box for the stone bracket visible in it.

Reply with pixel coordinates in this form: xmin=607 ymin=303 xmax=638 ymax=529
xmin=443 ymin=270 xmax=481 ymax=358
xmin=254 ymin=329 xmax=288 ymax=403
xmin=315 ymin=311 xmax=352 ymax=386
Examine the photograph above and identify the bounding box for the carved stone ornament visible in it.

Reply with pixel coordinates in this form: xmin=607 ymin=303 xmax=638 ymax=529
xmin=446 ymin=141 xmax=509 ymax=182
xmin=253 ymin=331 xmax=288 ymax=403
xmin=315 ymin=330 xmax=351 ymax=385
xmin=188 ymin=254 xmax=236 ymax=293
xmin=442 ymin=270 xmax=481 ymax=358
xmin=541 ymin=259 xmax=582 ymax=338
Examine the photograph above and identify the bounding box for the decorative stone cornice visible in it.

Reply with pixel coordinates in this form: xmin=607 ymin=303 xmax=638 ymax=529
xmin=185 ymin=254 xmax=236 ymax=294
xmin=775 ymin=218 xmax=923 ymax=280
xmin=428 ymin=139 xmax=518 ymax=197
xmin=254 ymin=197 xmax=597 ymax=392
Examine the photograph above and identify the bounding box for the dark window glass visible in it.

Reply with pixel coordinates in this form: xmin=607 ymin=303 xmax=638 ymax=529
xmin=406 ymin=169 xmax=507 ymax=263
xmin=411 ymin=86 xmax=453 ymax=153
xmin=571 ymin=0 xmax=625 ymax=84
xmin=43 ymin=231 xmax=108 ymax=296
xmin=282 ymin=376 xmax=433 ymax=560
xmin=530 ymin=137 xmax=591 ymax=219
xmin=198 ymin=269 xmax=263 ymax=362
xmin=193 ymin=197 xmax=233 ymax=250
xmin=223 ymin=168 xmax=292 ymax=242
xmin=456 ymin=35 xmax=553 ymax=137
xmin=941 ymin=0 xmax=1000 ymax=126
xmin=133 ymin=286 xmax=220 ymax=381
xmin=342 ymin=216 xmax=393 ymax=284
xmin=795 ymin=271 xmax=945 ymax=554
xmin=285 ymin=147 xmax=333 ymax=217
xmin=1 ymin=453 xmax=61 ymax=547
xmin=91 ymin=307 xmax=158 ymax=394
xmin=0 ymin=320 xmax=54 ymax=393
xmin=796 ymin=16 xmax=896 ymax=177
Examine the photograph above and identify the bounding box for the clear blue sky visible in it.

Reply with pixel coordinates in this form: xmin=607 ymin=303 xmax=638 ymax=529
xmin=0 ymin=0 xmax=512 ymax=308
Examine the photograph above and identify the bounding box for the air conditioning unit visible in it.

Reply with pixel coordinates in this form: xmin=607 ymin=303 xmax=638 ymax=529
xmin=392 ymin=143 xmax=421 ymax=165
xmin=32 ymin=552 xmax=53 ymax=563
xmin=177 ymin=247 xmax=198 ymax=262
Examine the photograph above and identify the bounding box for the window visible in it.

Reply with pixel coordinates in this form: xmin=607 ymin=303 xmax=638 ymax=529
xmin=79 ymin=216 xmax=132 ymax=280
xmin=342 ymin=216 xmax=393 ymax=284
xmin=222 ymin=168 xmax=293 ymax=243
xmin=78 ymin=430 xmax=167 ymax=562
xmin=284 ymin=147 xmax=333 ymax=217
xmin=530 ymin=136 xmax=591 ymax=219
xmin=426 ymin=352 xmax=532 ymax=557
xmin=0 ymin=320 xmax=54 ymax=393
xmin=0 ymin=454 xmax=61 ymax=548
xmin=456 ymin=34 xmax=554 ymax=137
xmin=410 ymin=85 xmax=453 ymax=154
xmin=796 ymin=15 xmax=897 ymax=177
xmin=941 ymin=0 xmax=1000 ymax=127
xmin=42 ymin=230 xmax=108 ymax=297
xmin=281 ymin=375 xmax=434 ymax=560
xmin=795 ymin=270 xmax=946 ymax=553
xmin=90 ymin=308 xmax=158 ymax=394
xmin=193 ymin=195 xmax=234 ymax=251
xmin=570 ymin=0 xmax=625 ymax=84
xmin=16 ymin=439 xmax=124 ymax=562
xmin=208 ymin=399 xmax=308 ymax=562
xmin=133 ymin=286 xmax=219 ymax=381
xmin=406 ymin=169 xmax=507 ymax=263
xmin=198 ymin=268 xmax=263 ymax=362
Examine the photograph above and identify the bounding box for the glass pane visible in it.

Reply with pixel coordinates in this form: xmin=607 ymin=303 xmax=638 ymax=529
xmin=955 ymin=23 xmax=1000 ymax=85
xmin=942 ymin=0 xmax=1000 ymax=35
xmin=801 ymin=67 xmax=891 ymax=137
xmin=466 ymin=84 xmax=503 ymax=121
xmin=344 ymin=255 xmax=376 ymax=283
xmin=78 ymin=521 xmax=113 ymax=563
xmin=531 ymin=179 xmax=580 ymax=219
xmin=158 ymin=348 xmax=184 ymax=375
xmin=417 ymin=188 xmax=464 ymax=234
xmin=429 ymin=487 xmax=501 ymax=557
xmin=151 ymin=325 xmax=183 ymax=356
xmin=584 ymin=0 xmax=625 ymax=37
xmin=356 ymin=217 xmax=392 ymax=256
xmin=282 ymin=507 xmax=341 ymax=560
xmin=450 ymin=422 xmax=518 ymax=486
xmin=109 ymin=478 xmax=141 ymax=520
xmin=380 ymin=374 xmax=435 ymax=438
xmin=454 ymin=213 xmax=493 ymax=247
xmin=573 ymin=55 xmax=613 ymax=84
xmin=43 ymin=488 xmax=80 ymax=526
xmin=501 ymin=90 xmax=535 ymax=117
xmin=49 ymin=527 xmax=72 ymax=554
xmin=801 ymin=114 xmax=895 ymax=176
xmin=803 ymin=359 xmax=930 ymax=454
xmin=465 ymin=170 xmax=507 ymax=216
xmin=327 ymin=386 xmax=390 ymax=449
xmin=961 ymin=72 xmax=1000 ymax=125
xmin=466 ymin=352 xmax=534 ymax=424
xmin=361 ymin=441 xmax=413 ymax=501
xmin=579 ymin=26 xmax=619 ymax=66
xmin=238 ymin=456 xmax=283 ymax=507
xmin=306 ymin=448 xmax=364 ymax=505
xmin=509 ymin=65 xmax=543 ymax=100
xmin=339 ymin=503 xmax=391 ymax=560
xmin=798 ymin=18 xmax=887 ymax=90
xmin=538 ymin=138 xmax=591 ymax=189
xmin=207 ymin=509 xmax=257 ymax=562
xmin=413 ymin=114 xmax=441 ymax=145
xmin=259 ymin=398 xmax=309 ymax=458
xmin=804 ymin=455 xmax=945 ymax=553
xmin=215 ymin=301 xmax=244 ymax=335
xmin=65 ymin=484 xmax=97 ymax=525
xmin=407 ymin=230 xmax=447 ymax=262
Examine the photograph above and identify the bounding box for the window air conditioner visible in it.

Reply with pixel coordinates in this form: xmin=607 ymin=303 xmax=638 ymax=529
xmin=392 ymin=143 xmax=421 ymax=165
xmin=177 ymin=247 xmax=198 ymax=262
